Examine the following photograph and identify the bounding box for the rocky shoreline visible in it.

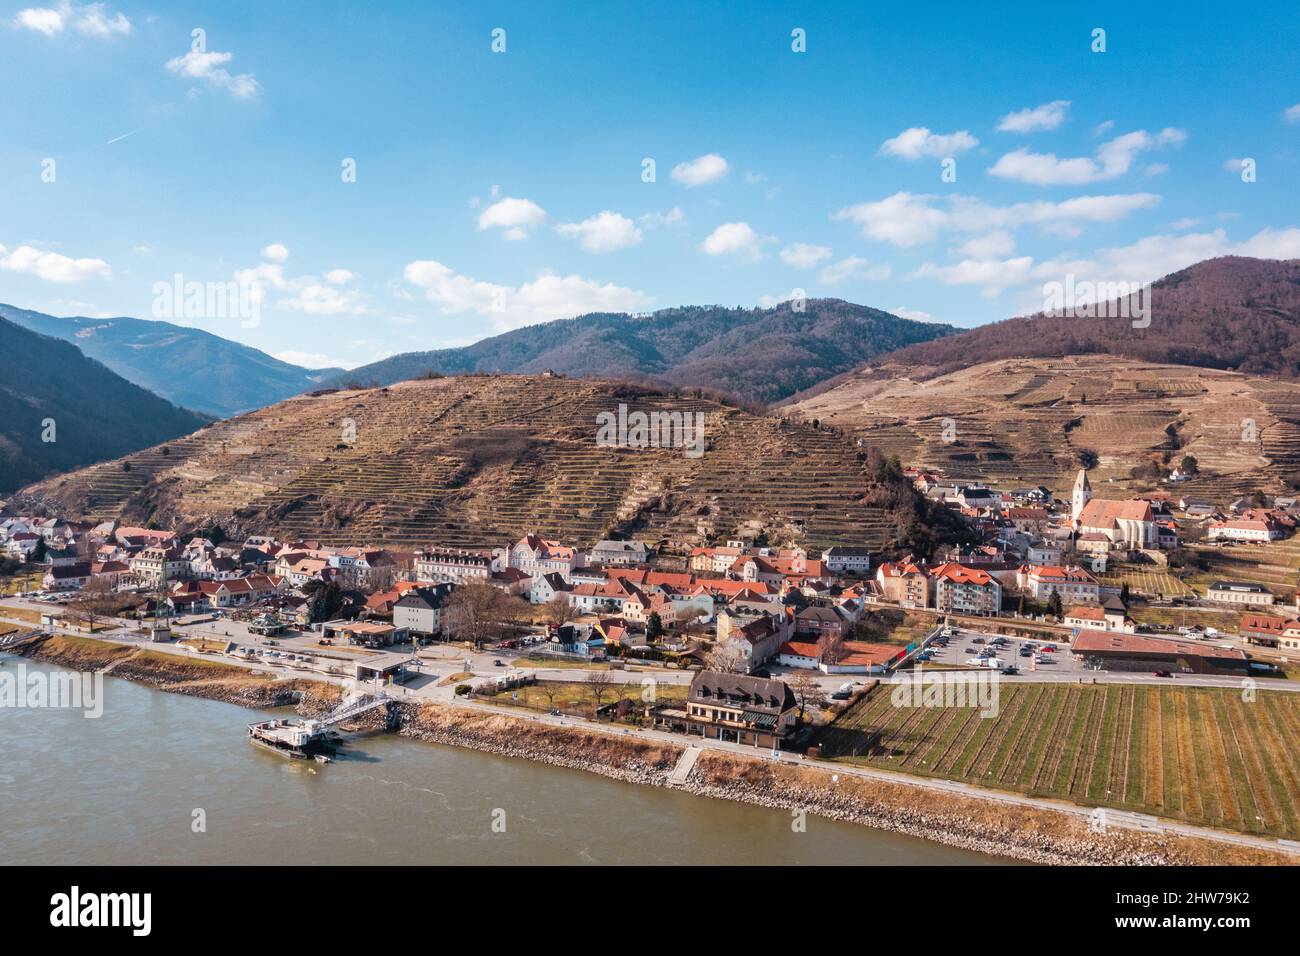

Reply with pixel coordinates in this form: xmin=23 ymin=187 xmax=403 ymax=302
xmin=13 ymin=636 xmax=1293 ymax=866
xmin=393 ymin=701 xmax=682 ymax=786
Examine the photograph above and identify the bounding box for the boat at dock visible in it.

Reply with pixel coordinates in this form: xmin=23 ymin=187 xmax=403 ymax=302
xmin=246 ymin=693 xmax=391 ymax=760
xmin=247 ymin=719 xmax=334 ymax=760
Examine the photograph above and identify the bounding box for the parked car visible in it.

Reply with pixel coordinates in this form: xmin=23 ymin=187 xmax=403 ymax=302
xmin=1153 ymin=670 xmax=1174 ymax=678
xmin=1000 ymin=665 xmax=1019 ymax=675
xmin=972 ymin=637 xmax=986 ymax=644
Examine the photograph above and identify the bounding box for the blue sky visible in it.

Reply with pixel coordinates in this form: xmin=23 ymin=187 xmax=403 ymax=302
xmin=1 ymin=0 xmax=1297 ymax=370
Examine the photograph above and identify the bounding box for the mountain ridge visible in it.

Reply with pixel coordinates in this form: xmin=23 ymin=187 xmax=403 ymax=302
xmin=0 ymin=316 xmax=209 ymax=494
xmin=320 ymin=299 xmax=958 ymax=405
xmin=0 ymin=304 xmax=341 ymax=419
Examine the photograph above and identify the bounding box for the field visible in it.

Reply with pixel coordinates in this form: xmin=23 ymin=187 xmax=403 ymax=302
xmin=1099 ymin=565 xmax=1195 ymax=599
xmin=818 ymin=683 xmax=1300 ymax=839
xmin=1183 ymin=538 xmax=1300 ymax=601
xmin=0 ymin=573 xmax=43 ymax=595
xmin=486 ymin=679 xmax=687 ymax=716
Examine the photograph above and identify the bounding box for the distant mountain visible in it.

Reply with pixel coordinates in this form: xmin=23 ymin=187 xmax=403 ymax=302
xmin=0 ymin=317 xmax=209 ymax=495
xmin=823 ymin=257 xmax=1300 ymax=387
xmin=0 ymin=305 xmax=341 ymax=418
xmin=320 ymin=299 xmax=957 ymax=405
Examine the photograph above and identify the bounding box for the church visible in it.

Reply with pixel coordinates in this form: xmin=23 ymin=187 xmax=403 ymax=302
xmin=1071 ymin=470 xmax=1158 ymax=549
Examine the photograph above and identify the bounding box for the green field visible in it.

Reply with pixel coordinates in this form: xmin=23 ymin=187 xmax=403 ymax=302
xmin=818 ymin=683 xmax=1300 ymax=839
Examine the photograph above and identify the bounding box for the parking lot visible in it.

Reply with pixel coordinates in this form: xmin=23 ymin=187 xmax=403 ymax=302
xmin=913 ymin=625 xmax=1092 ymax=677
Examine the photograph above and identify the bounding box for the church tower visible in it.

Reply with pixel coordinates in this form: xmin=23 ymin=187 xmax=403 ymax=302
xmin=1071 ymin=469 xmax=1092 ymax=525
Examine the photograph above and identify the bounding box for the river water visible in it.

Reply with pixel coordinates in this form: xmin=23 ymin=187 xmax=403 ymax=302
xmin=0 ymin=656 xmax=1007 ymax=865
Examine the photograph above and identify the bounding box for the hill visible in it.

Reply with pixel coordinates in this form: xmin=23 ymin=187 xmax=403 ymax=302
xmin=785 ymin=354 xmax=1300 ymax=502
xmin=799 ymin=257 xmax=1300 ymax=391
xmin=0 ymin=304 xmax=341 ymax=418
xmin=14 ymin=375 xmax=937 ymax=553
xmin=320 ymin=299 xmax=956 ymax=405
xmin=0 ymin=317 xmax=210 ymax=495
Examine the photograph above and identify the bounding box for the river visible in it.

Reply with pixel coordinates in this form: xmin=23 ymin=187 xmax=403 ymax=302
xmin=0 ymin=656 xmax=1008 ymax=865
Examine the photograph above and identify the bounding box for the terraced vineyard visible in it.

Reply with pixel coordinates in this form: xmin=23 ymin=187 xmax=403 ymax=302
xmin=786 ymin=355 xmax=1297 ymax=502
xmin=818 ymin=683 xmax=1300 ymax=839
xmin=18 ymin=375 xmax=901 ymax=551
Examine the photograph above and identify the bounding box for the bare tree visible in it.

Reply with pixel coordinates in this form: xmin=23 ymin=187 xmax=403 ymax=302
xmin=704 ymin=638 xmax=750 ymax=674
xmin=817 ymin=631 xmax=846 ymax=666
xmin=443 ymin=581 xmax=511 ymax=648
xmin=788 ymin=670 xmax=826 ymax=721
xmin=586 ymin=669 xmax=615 ymax=717
xmin=67 ymin=577 xmax=114 ymax=632
xmin=541 ymin=594 xmax=576 ymax=630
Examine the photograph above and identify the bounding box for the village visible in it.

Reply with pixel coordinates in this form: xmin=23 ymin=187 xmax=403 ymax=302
xmin=4 ymin=457 xmax=1300 ymax=758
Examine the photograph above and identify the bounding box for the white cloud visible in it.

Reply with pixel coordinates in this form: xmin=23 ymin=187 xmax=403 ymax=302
xmin=700 ymin=222 xmax=768 ymax=261
xmin=989 ymin=128 xmax=1186 ymax=185
xmin=261 ymin=243 xmax=289 ymax=263
xmin=834 ymin=192 xmax=950 ymax=247
xmin=957 ymin=231 xmax=1016 ymax=259
xmin=477 ymin=197 xmax=547 ymax=240
xmin=639 ymin=207 xmax=684 ymax=228
xmin=1085 ymin=227 xmax=1300 ymax=284
xmin=756 ymin=291 xmax=802 ymax=308
xmin=14 ymin=2 xmax=130 ymax=37
xmin=820 ymin=257 xmax=891 ymax=284
xmin=403 ymin=260 xmax=650 ymax=332
xmin=997 ymin=100 xmax=1070 ymax=133
xmin=912 ymin=257 xmax=1036 ymax=297
xmin=779 ymin=243 xmax=832 ymax=268
xmin=878 ymin=127 xmax=978 ymax=159
xmin=1092 ymin=120 xmax=1115 ymax=137
xmin=165 ymin=48 xmax=260 ymax=99
xmin=834 ymin=190 xmax=1161 ymax=248
xmin=234 ymin=258 xmax=365 ymax=316
xmin=892 ymin=307 xmax=938 ymax=323
xmin=1223 ymin=157 xmax=1249 ymax=174
xmin=911 ymin=226 xmax=1300 ymax=301
xmin=0 ymin=243 xmax=112 ymax=282
xmin=556 ymin=211 xmax=642 ymax=253
xmin=1283 ymin=103 xmax=1300 ymax=124
xmin=671 ymin=153 xmax=729 ymax=187
xmin=274 ymin=350 xmax=356 ymax=371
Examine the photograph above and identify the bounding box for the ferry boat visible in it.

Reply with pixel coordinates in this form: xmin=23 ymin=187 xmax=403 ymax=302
xmin=247 ymin=718 xmax=334 ymax=760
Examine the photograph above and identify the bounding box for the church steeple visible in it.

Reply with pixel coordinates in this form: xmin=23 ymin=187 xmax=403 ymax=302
xmin=1071 ymin=469 xmax=1092 ymax=525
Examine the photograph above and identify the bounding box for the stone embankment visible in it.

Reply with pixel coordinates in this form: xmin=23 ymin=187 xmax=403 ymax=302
xmin=14 ymin=634 xmax=341 ymax=716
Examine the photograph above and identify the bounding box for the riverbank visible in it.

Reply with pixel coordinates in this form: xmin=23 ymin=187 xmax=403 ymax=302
xmin=17 ymin=633 xmax=342 ymax=714
xmin=12 ymin=635 xmax=1295 ymax=866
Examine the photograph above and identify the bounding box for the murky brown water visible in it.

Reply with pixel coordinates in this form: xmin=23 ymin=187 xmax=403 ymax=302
xmin=0 ymin=655 xmax=1009 ymax=865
